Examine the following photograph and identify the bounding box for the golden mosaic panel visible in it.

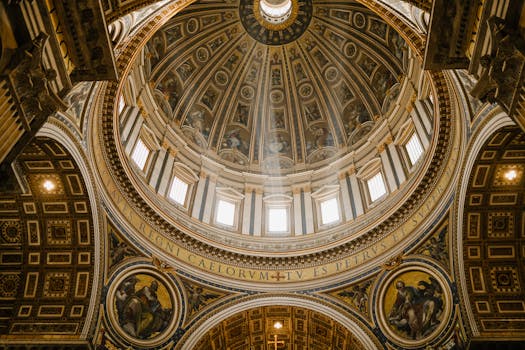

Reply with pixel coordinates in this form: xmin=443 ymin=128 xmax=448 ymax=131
xmin=469 ymin=267 xmax=486 ymax=293
xmin=27 ymin=220 xmax=41 ymax=245
xmin=377 ymin=264 xmax=452 ymax=348
xmin=38 ymin=305 xmax=65 ymax=317
xmin=487 ymin=212 xmax=514 ymax=238
xmin=46 ymin=220 xmax=72 ymax=245
xmin=489 ymin=193 xmax=518 ymax=205
xmin=46 ymin=252 xmax=72 ymax=265
xmin=106 ymin=268 xmax=179 ymax=347
xmin=497 ymin=301 xmax=525 ymax=313
xmin=467 ymin=246 xmax=481 ymax=259
xmin=487 ymin=245 xmax=515 ymax=259
xmin=66 ymin=174 xmax=84 ymax=195
xmin=22 ymin=202 xmax=36 ymax=214
xmin=0 ymin=273 xmax=21 ymax=299
xmin=472 ymin=165 xmax=490 ymax=187
xmin=469 ymin=194 xmax=483 ymax=205
xmin=475 ymin=301 xmax=491 ymax=314
xmin=181 ymin=278 xmax=228 ymax=320
xmin=18 ymin=305 xmax=32 ymax=317
xmin=481 ymin=319 xmax=525 ymax=332
xmin=467 ymin=213 xmax=481 ymax=239
xmin=489 ymin=266 xmax=520 ymax=293
xmin=24 ymin=272 xmax=39 ymax=298
xmin=42 ymin=202 xmax=69 ymax=213
xmin=0 ymin=219 xmax=21 ymax=244
xmin=43 ymin=272 xmax=71 ymax=298
xmin=328 ymin=278 xmax=374 ymax=318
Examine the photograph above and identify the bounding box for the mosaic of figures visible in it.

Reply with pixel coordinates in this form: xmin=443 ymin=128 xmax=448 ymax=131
xmin=143 ymin=0 xmax=407 ymax=173
xmin=378 ymin=267 xmax=451 ymax=347
xmin=114 ymin=273 xmax=173 ymax=339
xmin=386 ymin=276 xmax=444 ymax=340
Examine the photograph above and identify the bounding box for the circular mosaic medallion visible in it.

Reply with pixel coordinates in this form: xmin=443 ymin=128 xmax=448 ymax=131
xmin=298 ymin=83 xmax=313 ymax=98
xmin=344 ymin=41 xmax=358 ymax=58
xmin=196 ymin=47 xmax=209 ymax=63
xmin=215 ymin=70 xmax=229 ymax=86
xmin=1 ymin=221 xmax=21 ymax=243
xmin=376 ymin=263 xmax=452 ymax=348
xmin=106 ymin=267 xmax=179 ymax=347
xmin=239 ymin=0 xmax=312 ymax=45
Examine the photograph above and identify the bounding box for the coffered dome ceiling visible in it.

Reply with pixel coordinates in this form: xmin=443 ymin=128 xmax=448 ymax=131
xmin=144 ymin=0 xmax=407 ymax=173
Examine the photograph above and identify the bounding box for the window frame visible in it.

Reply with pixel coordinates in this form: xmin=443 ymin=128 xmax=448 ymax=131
xmin=405 ymin=132 xmax=424 ymax=167
xmin=166 ymin=163 xmax=198 ymax=210
xmin=395 ymin=120 xmax=425 ymax=171
xmin=366 ymin=172 xmax=387 ymax=203
xmin=131 ymin=137 xmax=151 ymax=171
xmin=311 ymin=185 xmax=342 ymax=229
xmin=168 ymin=176 xmax=189 ymax=206
xmin=213 ymin=187 xmax=244 ymax=231
xmin=263 ymin=194 xmax=293 ymax=236
xmin=356 ymin=157 xmax=389 ymax=207
xmin=215 ymin=198 xmax=237 ymax=227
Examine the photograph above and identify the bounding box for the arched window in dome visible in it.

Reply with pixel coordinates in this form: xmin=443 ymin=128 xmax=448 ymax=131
xmin=167 ymin=163 xmax=198 ymax=209
xmin=357 ymin=158 xmax=388 ymax=205
xmin=320 ymin=197 xmax=340 ymax=224
xmin=264 ymin=194 xmax=292 ymax=236
xmin=118 ymin=94 xmax=125 ymax=115
xmin=367 ymin=172 xmax=387 ymax=202
xmin=131 ymin=138 xmax=150 ymax=171
xmin=129 ymin=126 xmax=160 ymax=173
xmin=312 ymin=185 xmax=342 ymax=229
xmin=405 ymin=133 xmax=424 ymax=165
xmin=395 ymin=120 xmax=426 ymax=170
xmin=216 ymin=199 xmax=236 ymax=226
xmin=213 ymin=187 xmax=244 ymax=230
xmin=169 ymin=176 xmax=188 ymax=205
xmin=268 ymin=207 xmax=288 ymax=232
